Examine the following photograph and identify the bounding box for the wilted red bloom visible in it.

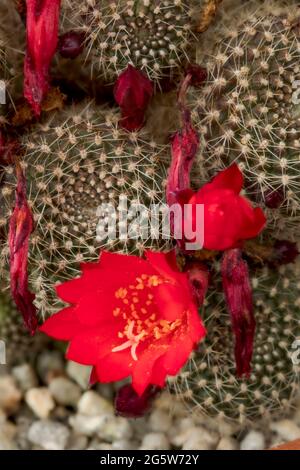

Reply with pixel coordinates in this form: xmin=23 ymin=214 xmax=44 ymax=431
xmin=24 ymin=0 xmax=61 ymax=115
xmin=114 ymin=65 xmax=153 ymax=132
xmin=179 ymin=164 xmax=266 ymax=251
xmin=9 ymin=164 xmax=38 ymax=335
xmin=40 ymin=250 xmax=206 ymax=395
xmin=185 ymin=64 xmax=207 ymax=88
xmin=166 ymin=73 xmax=200 ymax=208
xmin=115 ymin=384 xmax=161 ymax=418
xmin=221 ymin=248 xmax=256 ymax=377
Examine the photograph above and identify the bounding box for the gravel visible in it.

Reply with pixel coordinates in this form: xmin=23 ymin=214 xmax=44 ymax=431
xmin=1 ymin=355 xmax=300 ymax=450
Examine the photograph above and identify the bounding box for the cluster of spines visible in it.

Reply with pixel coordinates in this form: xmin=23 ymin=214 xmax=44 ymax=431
xmin=61 ymin=0 xmax=199 ymax=83
xmin=0 ymin=102 xmax=171 ymax=317
xmin=191 ymin=9 xmax=300 ymax=239
xmin=170 ymin=262 xmax=300 ymax=424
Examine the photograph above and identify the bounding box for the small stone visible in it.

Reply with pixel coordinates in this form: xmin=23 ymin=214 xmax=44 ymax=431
xmin=0 ymin=375 xmax=22 ymax=414
xmin=77 ymin=390 xmax=113 ymax=416
xmin=25 ymin=387 xmax=55 ymax=419
xmin=0 ymin=428 xmax=18 ymax=450
xmin=49 ymin=377 xmax=81 ymax=407
xmin=69 ymin=413 xmax=110 ymax=437
xmin=149 ymin=409 xmax=172 ymax=433
xmin=37 ymin=351 xmax=65 ymax=384
xmin=97 ymin=416 xmax=133 ymax=442
xmin=67 ymin=433 xmax=88 ymax=450
xmin=140 ymin=432 xmax=170 ymax=450
xmin=217 ymin=437 xmax=239 ymax=450
xmin=12 ymin=364 xmax=38 ymax=392
xmin=240 ymin=431 xmax=266 ymax=450
xmin=270 ymin=420 xmax=300 ymax=442
xmin=66 ymin=361 xmax=91 ymax=389
xmin=170 ymin=426 xmax=219 ymax=449
xmin=112 ymin=439 xmax=137 ymax=450
xmin=28 ymin=420 xmax=70 ymax=450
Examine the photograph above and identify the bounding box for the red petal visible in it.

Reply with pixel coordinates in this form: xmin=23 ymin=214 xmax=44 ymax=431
xmin=66 ymin=326 xmax=121 ymax=365
xmin=132 ymin=343 xmax=168 ymax=396
xmin=24 ymin=0 xmax=61 ymax=115
xmin=202 ymin=164 xmax=244 ymax=195
xmin=154 ymin=283 xmax=188 ymax=322
xmin=95 ymin=350 xmax=132 ymax=383
xmin=221 ymin=249 xmax=256 ymax=377
xmin=114 ymin=65 xmax=153 ymax=132
xmin=145 ymin=250 xmax=180 ymax=282
xmin=8 ymin=164 xmax=38 ymax=335
xmin=39 ymin=306 xmax=79 ymax=340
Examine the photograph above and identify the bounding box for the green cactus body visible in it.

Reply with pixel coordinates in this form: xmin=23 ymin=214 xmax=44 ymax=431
xmin=171 ymin=263 xmax=300 ymax=423
xmin=0 ymin=291 xmax=47 ymax=365
xmin=190 ymin=10 xmax=300 ymax=238
xmin=0 ymin=102 xmax=171 ymax=316
xmin=60 ymin=0 xmax=216 ymax=85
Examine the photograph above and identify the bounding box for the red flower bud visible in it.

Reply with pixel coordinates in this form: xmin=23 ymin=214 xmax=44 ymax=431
xmin=115 ymin=384 xmax=161 ymax=418
xmin=9 ymin=164 xmax=38 ymax=335
xmin=221 ymin=249 xmax=256 ymax=377
xmin=114 ymin=65 xmax=153 ymax=132
xmin=58 ymin=31 xmax=85 ymax=59
xmin=184 ymin=261 xmax=209 ymax=308
xmin=24 ymin=0 xmax=61 ymax=115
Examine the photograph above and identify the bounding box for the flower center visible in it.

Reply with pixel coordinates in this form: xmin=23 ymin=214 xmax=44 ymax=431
xmin=111 ymin=274 xmax=182 ymax=361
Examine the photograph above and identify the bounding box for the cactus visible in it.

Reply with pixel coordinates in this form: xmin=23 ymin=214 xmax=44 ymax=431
xmin=0 ymin=290 xmax=47 ymax=365
xmin=170 ymin=262 xmax=300 ymax=423
xmin=190 ymin=8 xmax=300 ymax=238
xmin=0 ymin=101 xmax=171 ymax=317
xmin=59 ymin=0 xmax=221 ymax=85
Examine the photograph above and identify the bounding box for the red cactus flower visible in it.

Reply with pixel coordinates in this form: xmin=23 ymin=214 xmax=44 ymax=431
xmin=24 ymin=0 xmax=61 ymax=115
xmin=114 ymin=65 xmax=153 ymax=132
xmin=178 ymin=164 xmax=266 ymax=251
xmin=40 ymin=250 xmax=206 ymax=395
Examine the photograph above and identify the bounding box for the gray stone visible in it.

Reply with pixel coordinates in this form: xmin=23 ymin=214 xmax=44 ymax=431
xmin=140 ymin=432 xmax=170 ymax=450
xmin=66 ymin=361 xmax=91 ymax=389
xmin=37 ymin=351 xmax=64 ymax=384
xmin=12 ymin=364 xmax=38 ymax=392
xmin=77 ymin=390 xmax=113 ymax=416
xmin=97 ymin=416 xmax=133 ymax=442
xmin=240 ymin=431 xmax=266 ymax=451
xmin=28 ymin=420 xmax=70 ymax=450
xmin=69 ymin=413 xmax=110 ymax=437
xmin=49 ymin=377 xmax=81 ymax=407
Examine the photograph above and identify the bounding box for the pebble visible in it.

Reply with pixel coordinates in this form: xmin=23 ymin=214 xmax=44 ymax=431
xmin=0 ymin=429 xmax=18 ymax=450
xmin=66 ymin=361 xmax=91 ymax=389
xmin=69 ymin=413 xmax=110 ymax=437
xmin=240 ymin=430 xmax=266 ymax=450
xmin=97 ymin=416 xmax=133 ymax=442
xmin=37 ymin=351 xmax=65 ymax=384
xmin=0 ymin=375 xmax=22 ymax=414
xmin=49 ymin=377 xmax=81 ymax=407
xmin=171 ymin=426 xmax=219 ymax=449
xmin=140 ymin=432 xmax=170 ymax=450
xmin=149 ymin=409 xmax=172 ymax=433
xmin=67 ymin=433 xmax=89 ymax=450
xmin=25 ymin=387 xmax=55 ymax=419
xmin=77 ymin=390 xmax=114 ymax=416
xmin=270 ymin=420 xmax=300 ymax=442
xmin=12 ymin=364 xmax=38 ymax=392
xmin=28 ymin=420 xmax=70 ymax=450
xmin=217 ymin=437 xmax=239 ymax=450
